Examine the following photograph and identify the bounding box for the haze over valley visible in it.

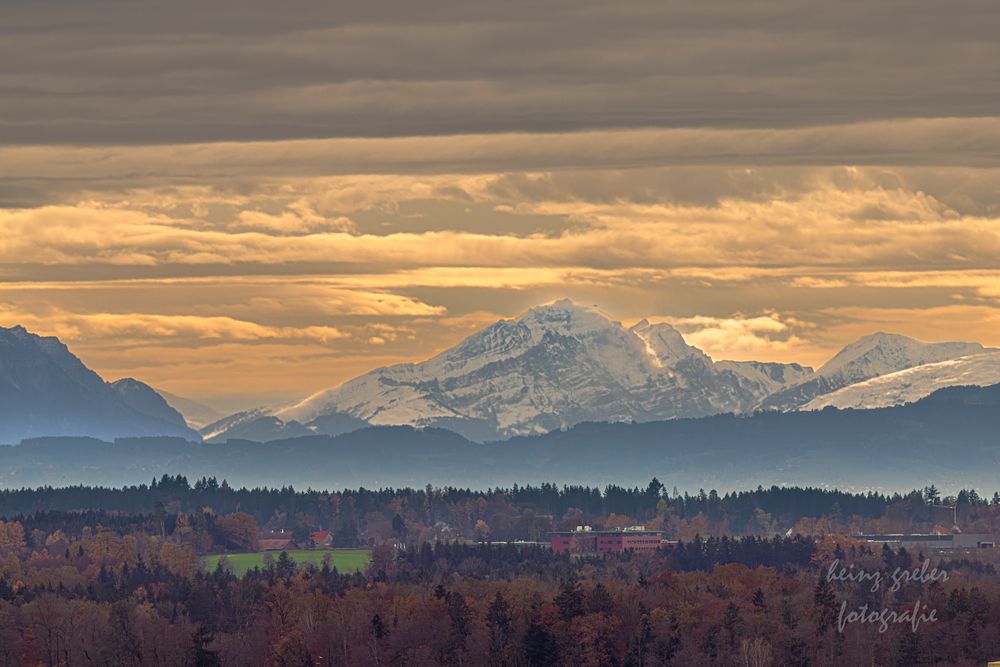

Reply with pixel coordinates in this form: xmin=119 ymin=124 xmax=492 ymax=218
xmin=3 ymin=299 xmax=999 ymax=492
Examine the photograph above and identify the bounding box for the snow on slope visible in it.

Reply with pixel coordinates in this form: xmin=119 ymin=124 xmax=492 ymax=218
xmin=263 ymin=299 xmax=809 ymax=441
xmin=801 ymin=352 xmax=1000 ymax=411
xmin=207 ymin=301 xmax=990 ymax=442
xmin=817 ymin=332 xmax=986 ymax=379
xmin=757 ymin=332 xmax=988 ymax=411
xmin=275 ymin=300 xmax=670 ymax=432
xmin=200 ymin=408 xmax=272 ymax=442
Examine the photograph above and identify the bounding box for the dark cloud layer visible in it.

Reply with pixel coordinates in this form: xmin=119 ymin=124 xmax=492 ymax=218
xmin=3 ymin=0 xmax=999 ymax=144
xmin=3 ymin=0 xmax=1000 ymax=406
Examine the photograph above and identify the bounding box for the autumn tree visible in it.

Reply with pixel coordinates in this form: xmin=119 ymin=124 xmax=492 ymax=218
xmin=215 ymin=512 xmax=258 ymax=551
xmin=0 ymin=522 xmax=26 ymax=553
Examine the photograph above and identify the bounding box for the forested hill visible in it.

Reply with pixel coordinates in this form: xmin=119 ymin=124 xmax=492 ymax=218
xmin=1 ymin=477 xmax=993 ymax=545
xmin=1 ymin=383 xmax=998 ymax=491
xmin=0 ymin=478 xmax=895 ymax=525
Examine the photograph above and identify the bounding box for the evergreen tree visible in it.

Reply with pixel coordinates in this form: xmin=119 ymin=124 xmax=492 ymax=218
xmin=190 ymin=626 xmax=220 ymax=667
xmin=523 ymin=621 xmax=559 ymax=667
xmin=486 ymin=592 xmax=512 ymax=667
xmin=813 ymin=578 xmax=839 ymax=634
xmin=554 ymin=574 xmax=585 ymax=621
xmin=587 ymin=582 xmax=615 ymax=614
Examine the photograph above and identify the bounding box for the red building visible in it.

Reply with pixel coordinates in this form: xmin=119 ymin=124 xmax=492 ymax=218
xmin=310 ymin=530 xmax=333 ymax=547
xmin=550 ymin=526 xmax=665 ymax=554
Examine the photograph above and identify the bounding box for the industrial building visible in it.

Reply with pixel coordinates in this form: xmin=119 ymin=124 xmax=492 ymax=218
xmin=853 ymin=532 xmax=995 ymax=551
xmin=550 ymin=525 xmax=667 ymax=554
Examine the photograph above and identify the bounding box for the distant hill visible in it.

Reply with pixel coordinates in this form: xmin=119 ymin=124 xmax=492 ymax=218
xmin=112 ymin=378 xmax=190 ymax=429
xmin=3 ymin=383 xmax=999 ymax=493
xmin=0 ymin=326 xmax=200 ymax=443
xmin=156 ymin=390 xmax=225 ymax=430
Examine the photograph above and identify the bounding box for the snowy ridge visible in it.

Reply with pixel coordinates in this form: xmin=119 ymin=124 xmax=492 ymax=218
xmin=757 ymin=332 xmax=987 ymax=411
xmin=801 ymin=352 xmax=1000 ymax=411
xmin=260 ymin=299 xmax=811 ymax=441
xmin=204 ymin=300 xmax=996 ymax=442
xmin=200 ymin=408 xmax=271 ymax=442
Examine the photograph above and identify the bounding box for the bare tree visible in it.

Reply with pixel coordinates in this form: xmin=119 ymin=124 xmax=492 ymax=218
xmin=739 ymin=638 xmax=773 ymax=667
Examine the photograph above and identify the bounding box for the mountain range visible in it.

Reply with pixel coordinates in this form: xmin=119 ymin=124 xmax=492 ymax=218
xmin=202 ymin=299 xmax=997 ymax=442
xmin=2 ymin=299 xmax=998 ymax=445
xmin=3 ymin=382 xmax=1000 ymax=491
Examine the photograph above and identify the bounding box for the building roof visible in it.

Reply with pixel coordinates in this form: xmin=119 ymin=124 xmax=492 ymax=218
xmin=259 ymin=538 xmax=298 ymax=550
xmin=550 ymin=530 xmax=664 ymax=537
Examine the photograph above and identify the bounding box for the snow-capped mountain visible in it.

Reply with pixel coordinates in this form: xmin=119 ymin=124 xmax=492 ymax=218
xmin=201 ymin=302 xmax=999 ymax=442
xmin=801 ymin=351 xmax=1000 ymax=411
xmin=0 ymin=326 xmax=199 ymax=443
xmin=756 ymin=332 xmax=988 ymax=412
xmin=6 ymin=306 xmax=996 ymax=445
xmin=211 ymin=300 xmax=810 ymax=442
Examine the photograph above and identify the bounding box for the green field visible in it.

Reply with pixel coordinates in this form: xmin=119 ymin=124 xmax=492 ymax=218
xmin=203 ymin=549 xmax=370 ymax=576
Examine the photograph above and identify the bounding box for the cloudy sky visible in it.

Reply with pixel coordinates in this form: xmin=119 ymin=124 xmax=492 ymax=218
xmin=3 ymin=0 xmax=1000 ymax=409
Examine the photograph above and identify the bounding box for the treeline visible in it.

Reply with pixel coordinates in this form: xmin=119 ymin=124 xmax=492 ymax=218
xmin=0 ymin=476 xmax=977 ymax=525
xmin=4 ymin=477 xmax=997 ymax=548
xmin=0 ymin=475 xmax=1000 ymax=553
xmin=0 ymin=476 xmax=899 ymax=522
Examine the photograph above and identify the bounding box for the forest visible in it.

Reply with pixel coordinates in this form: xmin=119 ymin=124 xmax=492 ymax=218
xmin=2 ymin=480 xmax=1000 ymax=664
xmin=2 ymin=477 xmax=999 ymax=548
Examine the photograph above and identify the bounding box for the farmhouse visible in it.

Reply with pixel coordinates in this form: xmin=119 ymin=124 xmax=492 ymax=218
xmin=310 ymin=530 xmax=333 ymax=547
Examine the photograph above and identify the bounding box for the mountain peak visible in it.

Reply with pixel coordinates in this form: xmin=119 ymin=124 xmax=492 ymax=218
xmin=111 ymin=378 xmax=190 ymax=429
xmin=847 ymin=330 xmax=912 ymax=347
xmin=267 ymin=300 xmax=810 ymax=440
xmin=535 ymin=297 xmax=591 ymax=310
xmin=803 ymin=350 xmax=1000 ymax=411
xmin=521 ymin=298 xmax=614 ymax=323
xmin=210 ymin=300 xmax=997 ymax=442
xmin=629 ymin=318 xmax=704 ymax=365
xmin=0 ymin=326 xmax=199 ymax=443
xmin=820 ymin=332 xmax=984 ymax=376
xmin=758 ymin=330 xmax=988 ymax=412
xmin=1 ymin=324 xmax=40 ymax=344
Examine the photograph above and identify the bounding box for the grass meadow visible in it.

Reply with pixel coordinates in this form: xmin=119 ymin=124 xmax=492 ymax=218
xmin=203 ymin=548 xmax=371 ymax=576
